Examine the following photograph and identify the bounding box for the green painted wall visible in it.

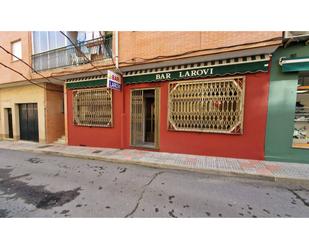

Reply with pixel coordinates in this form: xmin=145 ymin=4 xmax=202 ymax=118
xmin=265 ymin=42 xmax=309 ymax=163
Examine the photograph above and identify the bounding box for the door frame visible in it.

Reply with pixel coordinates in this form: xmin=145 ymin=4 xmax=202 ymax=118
xmin=130 ymin=87 xmax=160 ymax=149
xmin=4 ymin=108 xmax=13 ymax=139
xmin=18 ymin=103 xmax=39 ymax=142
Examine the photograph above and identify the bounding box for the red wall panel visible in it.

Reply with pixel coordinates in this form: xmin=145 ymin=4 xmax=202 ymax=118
xmin=67 ymin=89 xmax=123 ymax=148
xmin=124 ymin=72 xmax=270 ymax=160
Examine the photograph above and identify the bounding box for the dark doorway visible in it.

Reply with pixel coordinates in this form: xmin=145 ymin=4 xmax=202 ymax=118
xmin=5 ymin=108 xmax=13 ymax=139
xmin=144 ymin=90 xmax=155 ymax=143
xmin=19 ymin=103 xmax=39 ymax=142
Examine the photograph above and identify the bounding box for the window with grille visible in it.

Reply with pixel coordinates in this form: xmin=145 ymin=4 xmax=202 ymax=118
xmin=168 ymin=77 xmax=245 ymax=134
xmin=73 ymin=88 xmax=112 ymax=127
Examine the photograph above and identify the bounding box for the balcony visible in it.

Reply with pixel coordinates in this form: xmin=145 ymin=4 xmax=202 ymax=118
xmin=32 ymin=36 xmax=112 ymax=71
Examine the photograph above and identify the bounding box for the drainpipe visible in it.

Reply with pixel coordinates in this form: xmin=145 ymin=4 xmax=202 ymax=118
xmin=115 ymin=31 xmax=119 ymax=69
xmin=117 ymin=31 xmax=125 ymax=150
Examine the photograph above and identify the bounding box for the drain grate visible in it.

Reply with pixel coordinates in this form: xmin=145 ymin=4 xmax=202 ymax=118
xmin=37 ymin=145 xmax=53 ymax=149
xmin=92 ymin=150 xmax=102 ymax=154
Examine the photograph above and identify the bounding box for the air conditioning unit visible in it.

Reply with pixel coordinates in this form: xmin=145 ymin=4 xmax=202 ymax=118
xmin=284 ymin=31 xmax=309 ymax=39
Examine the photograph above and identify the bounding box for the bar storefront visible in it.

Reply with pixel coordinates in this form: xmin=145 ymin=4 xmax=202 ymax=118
xmin=66 ymin=54 xmax=272 ymax=160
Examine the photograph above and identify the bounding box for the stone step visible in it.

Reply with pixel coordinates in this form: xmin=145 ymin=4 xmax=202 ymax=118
xmin=53 ymin=135 xmax=66 ymax=145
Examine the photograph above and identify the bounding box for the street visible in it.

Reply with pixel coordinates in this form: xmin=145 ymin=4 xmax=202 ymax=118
xmin=0 ymin=148 xmax=309 ymax=218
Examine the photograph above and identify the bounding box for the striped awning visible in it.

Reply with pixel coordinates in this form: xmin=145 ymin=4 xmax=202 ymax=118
xmin=66 ymin=75 xmax=107 ymax=89
xmin=123 ymin=54 xmax=271 ymax=84
xmin=66 ymin=54 xmax=271 ymax=89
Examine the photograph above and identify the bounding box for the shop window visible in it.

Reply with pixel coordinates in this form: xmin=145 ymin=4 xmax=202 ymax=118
xmin=292 ymin=75 xmax=309 ymax=149
xmin=168 ymin=77 xmax=245 ymax=134
xmin=73 ymin=88 xmax=112 ymax=127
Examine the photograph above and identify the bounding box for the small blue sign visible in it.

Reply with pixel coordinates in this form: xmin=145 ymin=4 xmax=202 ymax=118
xmin=107 ymin=79 xmax=121 ymax=91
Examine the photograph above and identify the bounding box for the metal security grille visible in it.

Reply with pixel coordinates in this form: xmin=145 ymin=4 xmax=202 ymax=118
xmin=130 ymin=88 xmax=160 ymax=148
xmin=73 ymin=88 xmax=112 ymax=127
xmin=131 ymin=89 xmax=144 ymax=146
xmin=168 ymin=77 xmax=245 ymax=134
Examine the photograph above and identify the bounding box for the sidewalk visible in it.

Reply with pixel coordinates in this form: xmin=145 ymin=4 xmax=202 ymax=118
xmin=1 ymin=140 xmax=309 ymax=185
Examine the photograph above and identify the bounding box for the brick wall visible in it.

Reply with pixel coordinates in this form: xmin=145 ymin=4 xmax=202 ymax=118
xmin=119 ymin=31 xmax=282 ymax=66
xmin=0 ymin=32 xmax=32 ymax=84
xmin=45 ymin=84 xmax=65 ymax=143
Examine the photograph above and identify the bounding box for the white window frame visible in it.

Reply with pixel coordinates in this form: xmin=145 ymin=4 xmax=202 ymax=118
xmin=31 ymin=31 xmax=69 ymax=55
xmin=11 ymin=40 xmax=22 ymax=61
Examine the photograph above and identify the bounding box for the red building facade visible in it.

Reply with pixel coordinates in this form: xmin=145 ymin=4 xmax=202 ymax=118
xmin=66 ymin=52 xmax=273 ymax=160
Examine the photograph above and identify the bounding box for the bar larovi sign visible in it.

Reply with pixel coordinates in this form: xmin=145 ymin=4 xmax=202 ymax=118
xmin=155 ymin=68 xmax=214 ymax=80
xmin=107 ymin=70 xmax=122 ymax=91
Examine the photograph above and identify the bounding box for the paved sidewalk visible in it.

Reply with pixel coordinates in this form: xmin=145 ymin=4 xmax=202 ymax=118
xmin=1 ymin=140 xmax=309 ymax=184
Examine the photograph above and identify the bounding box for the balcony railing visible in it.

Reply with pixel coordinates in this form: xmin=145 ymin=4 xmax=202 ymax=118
xmin=32 ymin=36 xmax=113 ymax=71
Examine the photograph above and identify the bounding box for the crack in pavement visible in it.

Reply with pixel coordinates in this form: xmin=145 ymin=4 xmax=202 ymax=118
xmin=125 ymin=171 xmax=164 ymax=218
xmin=287 ymin=188 xmax=309 ymax=207
xmin=0 ymin=174 xmax=30 ymax=183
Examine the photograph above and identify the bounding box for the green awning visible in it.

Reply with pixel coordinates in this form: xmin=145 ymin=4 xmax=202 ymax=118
xmin=66 ymin=77 xmax=107 ymax=89
xmin=123 ymin=54 xmax=270 ymax=84
xmin=281 ymin=57 xmax=309 ymax=72
xmin=65 ymin=54 xmax=271 ymax=89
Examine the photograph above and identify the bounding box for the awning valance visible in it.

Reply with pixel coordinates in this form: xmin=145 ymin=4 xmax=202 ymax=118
xmin=280 ymin=57 xmax=309 ymax=72
xmin=66 ymin=75 xmax=107 ymax=89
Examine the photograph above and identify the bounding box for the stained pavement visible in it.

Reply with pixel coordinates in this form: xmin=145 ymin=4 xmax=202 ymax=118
xmin=0 ymin=140 xmax=309 ymax=185
xmin=0 ymin=149 xmax=309 ymax=218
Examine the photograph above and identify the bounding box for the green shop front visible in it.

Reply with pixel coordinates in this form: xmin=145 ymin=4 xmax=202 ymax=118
xmin=265 ymin=41 xmax=309 ymax=163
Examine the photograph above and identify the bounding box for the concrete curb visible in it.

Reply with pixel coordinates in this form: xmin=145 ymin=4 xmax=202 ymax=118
xmin=3 ymin=145 xmax=309 ymax=185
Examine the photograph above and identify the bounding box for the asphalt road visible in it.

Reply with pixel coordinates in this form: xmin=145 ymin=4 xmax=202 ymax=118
xmin=0 ymin=148 xmax=309 ymax=218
